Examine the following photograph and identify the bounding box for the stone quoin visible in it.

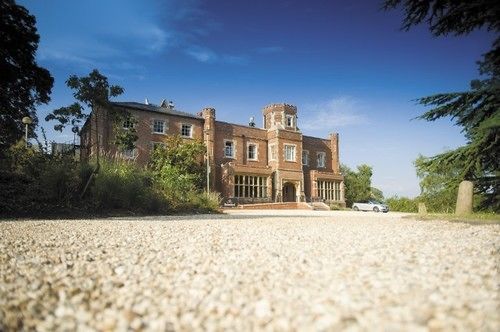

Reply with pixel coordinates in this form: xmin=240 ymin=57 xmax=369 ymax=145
xmin=80 ymin=100 xmax=345 ymax=206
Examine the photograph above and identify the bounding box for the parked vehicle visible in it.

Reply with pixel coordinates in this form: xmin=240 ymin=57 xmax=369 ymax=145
xmin=352 ymin=200 xmax=389 ymax=213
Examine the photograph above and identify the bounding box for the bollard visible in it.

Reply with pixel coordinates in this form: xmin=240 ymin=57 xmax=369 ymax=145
xmin=455 ymin=180 xmax=473 ymax=215
xmin=418 ymin=203 xmax=427 ymax=215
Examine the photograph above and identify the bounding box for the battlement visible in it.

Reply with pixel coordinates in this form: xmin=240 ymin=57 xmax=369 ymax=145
xmin=262 ymin=103 xmax=297 ymax=115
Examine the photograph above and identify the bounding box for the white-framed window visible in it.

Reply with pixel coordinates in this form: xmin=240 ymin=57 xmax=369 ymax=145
xmin=150 ymin=141 xmax=165 ymax=151
xmin=302 ymin=150 xmax=309 ymax=165
xmin=152 ymin=119 xmax=166 ymax=134
xmin=269 ymin=144 xmax=277 ymax=161
xmin=224 ymin=140 xmax=235 ymax=158
xmin=317 ymin=152 xmax=326 ymax=168
xmin=286 ymin=114 xmax=294 ymax=128
xmin=317 ymin=181 xmax=341 ymax=201
xmin=123 ymin=118 xmax=135 ymax=129
xmin=181 ymin=124 xmax=192 ymax=138
xmin=247 ymin=143 xmax=257 ymax=161
xmin=234 ymin=175 xmax=268 ymax=198
xmin=284 ymin=144 xmax=296 ymax=162
xmin=122 ymin=148 xmax=138 ymax=159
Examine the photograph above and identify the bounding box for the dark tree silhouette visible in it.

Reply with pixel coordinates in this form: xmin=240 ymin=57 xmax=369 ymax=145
xmin=0 ymin=0 xmax=54 ymax=154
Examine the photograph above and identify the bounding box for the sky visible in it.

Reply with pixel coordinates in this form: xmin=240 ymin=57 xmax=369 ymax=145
xmin=19 ymin=0 xmax=495 ymax=198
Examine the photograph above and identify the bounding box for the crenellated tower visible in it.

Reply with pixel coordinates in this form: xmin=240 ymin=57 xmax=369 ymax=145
xmin=262 ymin=103 xmax=298 ymax=131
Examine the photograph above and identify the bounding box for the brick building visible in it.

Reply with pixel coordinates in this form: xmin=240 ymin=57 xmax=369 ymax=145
xmin=80 ymin=100 xmax=345 ymax=205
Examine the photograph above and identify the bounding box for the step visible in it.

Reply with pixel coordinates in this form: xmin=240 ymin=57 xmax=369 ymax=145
xmin=237 ymin=202 xmax=313 ymax=210
xmin=311 ymin=202 xmax=331 ymax=211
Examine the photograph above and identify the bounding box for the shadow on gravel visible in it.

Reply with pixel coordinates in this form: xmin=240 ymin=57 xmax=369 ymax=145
xmin=402 ymin=214 xmax=500 ymax=225
xmin=108 ymin=214 xmax=324 ymax=221
xmin=108 ymin=211 xmax=399 ymax=221
xmin=2 ymin=211 xmax=399 ymax=222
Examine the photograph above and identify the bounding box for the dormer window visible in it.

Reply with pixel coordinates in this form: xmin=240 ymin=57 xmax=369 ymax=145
xmin=286 ymin=114 xmax=294 ymax=128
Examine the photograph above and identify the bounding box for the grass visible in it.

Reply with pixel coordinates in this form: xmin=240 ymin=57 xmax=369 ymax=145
xmin=403 ymin=212 xmax=500 ymax=225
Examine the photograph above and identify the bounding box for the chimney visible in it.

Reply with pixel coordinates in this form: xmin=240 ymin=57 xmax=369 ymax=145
xmin=202 ymin=107 xmax=216 ymax=191
xmin=330 ymin=133 xmax=340 ymax=174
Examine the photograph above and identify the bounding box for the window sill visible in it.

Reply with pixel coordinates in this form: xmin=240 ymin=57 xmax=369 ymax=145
xmin=151 ymin=132 xmax=168 ymax=135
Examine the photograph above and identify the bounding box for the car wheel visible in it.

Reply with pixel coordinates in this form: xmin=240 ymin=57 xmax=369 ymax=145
xmin=353 ymin=206 xmax=359 ymax=211
xmin=373 ymin=207 xmax=379 ymax=213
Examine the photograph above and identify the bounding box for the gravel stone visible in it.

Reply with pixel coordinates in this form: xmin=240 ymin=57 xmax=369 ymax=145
xmin=1 ymin=210 xmax=499 ymax=331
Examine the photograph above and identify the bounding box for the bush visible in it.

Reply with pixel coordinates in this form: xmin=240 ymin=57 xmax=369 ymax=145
xmin=153 ymin=164 xmax=197 ymax=206
xmin=329 ymin=203 xmax=342 ymax=210
xmin=386 ymin=196 xmax=418 ymax=213
xmin=188 ymin=191 xmax=221 ymax=212
xmin=0 ymin=141 xmax=219 ymax=217
xmin=0 ymin=142 xmax=81 ymax=215
xmin=89 ymin=159 xmax=164 ymax=212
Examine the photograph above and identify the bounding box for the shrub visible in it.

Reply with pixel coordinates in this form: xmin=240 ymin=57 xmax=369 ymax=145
xmin=188 ymin=191 xmax=221 ymax=212
xmin=1 ymin=141 xmax=219 ymax=217
xmin=153 ymin=164 xmax=197 ymax=206
xmin=329 ymin=203 xmax=342 ymax=210
xmin=0 ymin=142 xmax=81 ymax=215
xmin=385 ymin=196 xmax=418 ymax=213
xmin=89 ymin=159 xmax=166 ymax=213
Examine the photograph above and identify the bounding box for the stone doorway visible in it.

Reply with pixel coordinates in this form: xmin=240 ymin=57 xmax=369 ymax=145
xmin=282 ymin=182 xmax=296 ymax=202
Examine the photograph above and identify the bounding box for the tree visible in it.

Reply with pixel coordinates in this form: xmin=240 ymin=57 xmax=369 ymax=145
xmin=45 ymin=69 xmax=137 ymax=167
xmin=0 ymin=0 xmax=54 ymax=154
xmin=415 ymin=154 xmax=460 ymax=212
xmin=341 ymin=164 xmax=383 ymax=207
xmin=383 ymin=0 xmax=500 ymax=211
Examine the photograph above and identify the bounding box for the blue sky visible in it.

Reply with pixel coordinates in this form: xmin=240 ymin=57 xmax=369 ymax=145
xmin=20 ymin=0 xmax=495 ymax=198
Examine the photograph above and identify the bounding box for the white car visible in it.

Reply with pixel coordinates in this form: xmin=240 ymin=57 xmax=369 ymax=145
xmin=352 ymin=200 xmax=389 ymax=213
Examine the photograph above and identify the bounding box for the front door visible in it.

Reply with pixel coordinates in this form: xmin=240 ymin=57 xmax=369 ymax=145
xmin=282 ymin=182 xmax=296 ymax=202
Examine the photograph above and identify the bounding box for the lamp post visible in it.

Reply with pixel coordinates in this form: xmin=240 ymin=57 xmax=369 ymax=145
xmin=72 ymin=125 xmax=79 ymax=147
xmin=22 ymin=116 xmax=32 ymax=148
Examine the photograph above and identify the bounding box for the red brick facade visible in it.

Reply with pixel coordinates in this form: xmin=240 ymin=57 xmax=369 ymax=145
xmin=80 ymin=101 xmax=345 ymax=206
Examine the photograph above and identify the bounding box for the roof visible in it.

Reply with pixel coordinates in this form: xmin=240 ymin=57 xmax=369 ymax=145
xmin=111 ymin=102 xmax=202 ymax=120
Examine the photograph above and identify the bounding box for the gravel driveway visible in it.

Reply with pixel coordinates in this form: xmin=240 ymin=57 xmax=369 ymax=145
xmin=1 ymin=210 xmax=499 ymax=331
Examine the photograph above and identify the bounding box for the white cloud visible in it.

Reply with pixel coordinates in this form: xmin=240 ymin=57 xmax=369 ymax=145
xmin=134 ymin=26 xmax=170 ymax=52
xmin=185 ymin=46 xmax=218 ymax=63
xmin=39 ymin=49 xmax=96 ymax=66
xmin=185 ymin=46 xmax=249 ymax=65
xmin=301 ymin=97 xmax=367 ymax=130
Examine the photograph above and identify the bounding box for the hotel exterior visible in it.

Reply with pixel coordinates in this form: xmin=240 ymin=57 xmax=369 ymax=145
xmin=80 ymin=100 xmax=345 ymax=206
